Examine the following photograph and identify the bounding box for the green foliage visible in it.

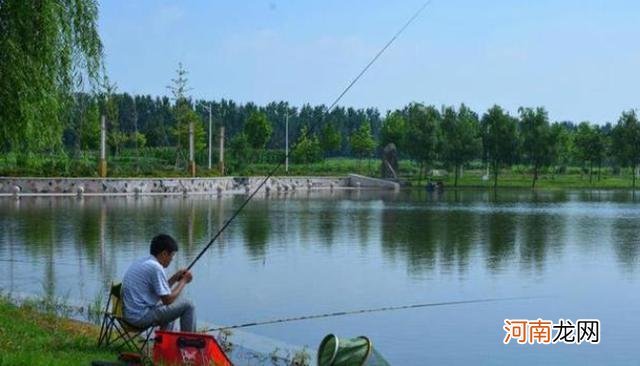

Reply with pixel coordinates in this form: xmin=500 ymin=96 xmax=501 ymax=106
xmin=126 ymin=131 xmax=147 ymax=149
xmin=611 ymin=110 xmax=640 ymax=188
xmin=0 ymin=0 xmax=103 ymax=154
xmin=611 ymin=110 xmax=640 ymax=166
xmin=379 ymin=111 xmax=406 ymax=149
xmin=228 ymin=132 xmax=251 ymax=173
xmin=481 ymin=105 xmax=519 ymax=187
xmin=244 ymin=111 xmax=273 ymax=150
xmin=97 ymin=77 xmax=123 ymax=155
xmin=167 ymin=63 xmax=205 ymax=161
xmin=350 ymin=121 xmax=376 ymax=159
xmin=404 ymin=103 xmax=440 ymax=166
xmin=518 ymin=107 xmax=557 ymax=188
xmin=108 ymin=130 xmax=128 ymax=156
xmin=172 ymin=100 xmax=206 ymax=153
xmin=550 ymin=122 xmax=573 ymax=169
xmin=439 ymin=104 xmax=481 ymax=186
xmin=573 ymin=122 xmax=605 ymax=166
xmin=66 ymin=93 xmax=101 ymax=151
xmin=292 ymin=126 xmax=322 ymax=164
xmin=319 ymin=122 xmax=341 ymax=156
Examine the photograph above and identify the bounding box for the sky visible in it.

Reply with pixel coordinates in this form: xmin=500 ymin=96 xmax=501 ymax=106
xmin=98 ymin=0 xmax=640 ymax=124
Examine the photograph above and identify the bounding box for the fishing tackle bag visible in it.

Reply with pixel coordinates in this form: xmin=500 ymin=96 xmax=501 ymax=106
xmin=152 ymin=330 xmax=233 ymax=366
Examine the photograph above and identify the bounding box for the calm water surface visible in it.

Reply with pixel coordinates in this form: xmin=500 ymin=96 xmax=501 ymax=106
xmin=1 ymin=189 xmax=639 ymax=365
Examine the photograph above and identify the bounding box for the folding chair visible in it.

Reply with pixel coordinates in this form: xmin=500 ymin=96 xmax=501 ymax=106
xmin=97 ymin=283 xmax=155 ymax=355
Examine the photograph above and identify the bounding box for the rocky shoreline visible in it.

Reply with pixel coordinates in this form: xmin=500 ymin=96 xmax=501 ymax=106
xmin=0 ymin=174 xmax=398 ymax=197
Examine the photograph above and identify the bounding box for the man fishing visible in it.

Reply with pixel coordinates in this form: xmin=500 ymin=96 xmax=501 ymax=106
xmin=122 ymin=234 xmax=197 ymax=332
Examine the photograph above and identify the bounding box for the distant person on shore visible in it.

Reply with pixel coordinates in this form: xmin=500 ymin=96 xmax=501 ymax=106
xmin=122 ymin=234 xmax=196 ymax=332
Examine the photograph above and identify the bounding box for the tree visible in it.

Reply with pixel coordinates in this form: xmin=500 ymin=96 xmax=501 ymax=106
xmin=65 ymin=93 xmax=100 ymax=154
xmin=228 ymin=133 xmax=251 ymax=173
xmin=404 ymin=103 xmax=440 ymax=181
xmin=439 ymin=104 xmax=481 ymax=187
xmin=97 ymin=77 xmax=122 ymax=156
xmin=319 ymin=122 xmax=341 ymax=158
xmin=350 ymin=121 xmax=376 ymax=166
xmin=518 ymin=107 xmax=557 ymax=189
xmin=0 ymin=0 xmax=103 ymax=154
xmin=172 ymin=100 xmax=205 ymax=159
xmin=379 ymin=112 xmax=406 ymax=150
xmin=481 ymin=105 xmax=518 ymax=189
xmin=244 ymin=111 xmax=272 ymax=150
xmin=166 ymin=64 xmax=205 ymax=166
xmin=292 ymin=126 xmax=322 ymax=165
xmin=573 ymin=122 xmax=605 ymax=183
xmin=549 ymin=122 xmax=573 ymax=175
xmin=167 ymin=62 xmax=191 ymax=102
xmin=611 ymin=110 xmax=640 ymax=190
xmin=167 ymin=63 xmax=191 ymax=154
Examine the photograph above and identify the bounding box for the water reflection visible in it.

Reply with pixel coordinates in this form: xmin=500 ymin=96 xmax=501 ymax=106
xmin=242 ymin=199 xmax=270 ymax=261
xmin=1 ymin=190 xmax=639 ymax=285
xmin=611 ymin=218 xmax=640 ymax=272
xmin=381 ymin=207 xmax=439 ymax=273
xmin=483 ymin=212 xmax=517 ymax=272
xmin=519 ymin=214 xmax=558 ymax=273
xmin=439 ymin=210 xmax=475 ymax=273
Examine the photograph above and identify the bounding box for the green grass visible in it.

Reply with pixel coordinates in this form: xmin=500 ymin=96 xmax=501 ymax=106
xmin=0 ymin=296 xmax=116 ymax=366
xmin=431 ymin=169 xmax=638 ymax=190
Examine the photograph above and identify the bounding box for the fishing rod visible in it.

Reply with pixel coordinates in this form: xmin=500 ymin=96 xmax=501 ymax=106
xmin=206 ymin=296 xmax=537 ymax=332
xmin=186 ymin=1 xmax=432 ymax=272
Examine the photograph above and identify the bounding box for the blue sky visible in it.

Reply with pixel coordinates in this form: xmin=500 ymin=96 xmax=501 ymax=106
xmin=98 ymin=0 xmax=640 ymax=124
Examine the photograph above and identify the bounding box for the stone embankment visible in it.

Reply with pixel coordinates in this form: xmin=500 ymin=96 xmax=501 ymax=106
xmin=0 ymin=175 xmax=397 ymax=197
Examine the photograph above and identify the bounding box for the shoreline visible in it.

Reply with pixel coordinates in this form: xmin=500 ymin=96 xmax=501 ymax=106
xmin=0 ymin=175 xmax=400 ymax=197
xmin=1 ymin=174 xmax=639 ymax=197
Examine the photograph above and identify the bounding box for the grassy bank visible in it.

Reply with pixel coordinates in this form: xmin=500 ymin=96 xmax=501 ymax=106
xmin=0 ymin=296 xmax=116 ymax=366
xmin=427 ymin=170 xmax=637 ymax=190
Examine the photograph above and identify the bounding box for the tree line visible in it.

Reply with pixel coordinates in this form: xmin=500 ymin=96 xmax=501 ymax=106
xmin=47 ymin=91 xmax=640 ymax=188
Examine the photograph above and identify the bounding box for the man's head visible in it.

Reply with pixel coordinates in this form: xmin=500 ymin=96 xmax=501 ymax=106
xmin=150 ymin=234 xmax=178 ymax=268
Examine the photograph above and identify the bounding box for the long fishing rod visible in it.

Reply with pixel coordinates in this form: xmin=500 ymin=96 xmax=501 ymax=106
xmin=206 ymin=296 xmax=536 ymax=332
xmin=186 ymin=1 xmax=432 ymax=271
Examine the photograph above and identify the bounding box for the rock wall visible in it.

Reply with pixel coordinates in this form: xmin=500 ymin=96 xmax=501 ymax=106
xmin=0 ymin=176 xmax=350 ymax=196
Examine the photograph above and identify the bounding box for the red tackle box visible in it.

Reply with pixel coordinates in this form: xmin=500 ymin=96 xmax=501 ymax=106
xmin=152 ymin=330 xmax=233 ymax=366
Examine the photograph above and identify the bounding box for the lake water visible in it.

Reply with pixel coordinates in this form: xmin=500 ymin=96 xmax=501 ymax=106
xmin=1 ymin=189 xmax=639 ymax=365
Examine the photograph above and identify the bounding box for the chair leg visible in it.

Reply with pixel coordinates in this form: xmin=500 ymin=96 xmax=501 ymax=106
xmin=140 ymin=327 xmax=155 ymax=355
xmin=98 ymin=316 xmax=155 ymax=357
xmin=97 ymin=297 xmax=113 ymax=346
xmin=111 ymin=324 xmax=136 ymax=351
xmin=97 ymin=315 xmax=114 ymax=346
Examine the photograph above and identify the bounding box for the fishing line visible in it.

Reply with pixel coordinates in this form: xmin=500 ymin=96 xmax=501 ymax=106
xmin=206 ymin=296 xmax=537 ymax=332
xmin=187 ymin=0 xmax=432 ymax=271
xmin=0 ymin=257 xmax=93 ymax=267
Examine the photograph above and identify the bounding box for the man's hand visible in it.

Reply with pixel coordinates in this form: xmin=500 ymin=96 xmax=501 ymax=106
xmin=169 ymin=268 xmax=191 ymax=285
xmin=163 ymin=269 xmax=193 ymax=304
xmin=182 ymin=271 xmax=193 ymax=283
